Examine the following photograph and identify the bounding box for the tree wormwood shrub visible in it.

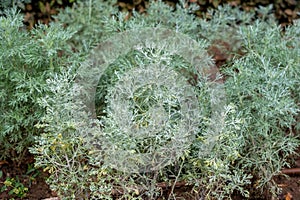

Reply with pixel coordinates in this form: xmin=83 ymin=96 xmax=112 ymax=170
xmin=21 ymin=0 xmax=300 ymax=199
xmin=0 ymin=8 xmax=79 ymax=163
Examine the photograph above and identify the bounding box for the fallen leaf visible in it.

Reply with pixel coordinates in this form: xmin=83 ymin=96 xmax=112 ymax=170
xmin=285 ymin=192 xmax=293 ymax=200
xmin=284 ymin=9 xmax=293 ymax=16
xmin=0 ymin=160 xmax=8 ymax=165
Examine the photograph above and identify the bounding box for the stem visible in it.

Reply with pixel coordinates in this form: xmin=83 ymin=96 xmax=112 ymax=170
xmin=281 ymin=168 xmax=300 ymax=175
xmin=88 ymin=0 xmax=92 ymax=23
xmin=168 ymin=160 xmax=184 ymax=200
xmin=50 ymin=57 xmax=53 ymax=69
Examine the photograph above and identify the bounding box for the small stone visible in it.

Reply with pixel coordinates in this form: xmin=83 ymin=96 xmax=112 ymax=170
xmin=284 ymin=9 xmax=293 ymax=16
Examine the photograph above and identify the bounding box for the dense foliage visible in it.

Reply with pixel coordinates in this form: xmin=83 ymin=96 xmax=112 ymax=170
xmin=0 ymin=0 xmax=299 ymax=199
xmin=0 ymin=8 xmax=77 ymax=163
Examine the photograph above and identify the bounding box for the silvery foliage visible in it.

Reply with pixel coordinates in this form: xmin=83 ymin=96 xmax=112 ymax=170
xmin=29 ymin=0 xmax=300 ymax=199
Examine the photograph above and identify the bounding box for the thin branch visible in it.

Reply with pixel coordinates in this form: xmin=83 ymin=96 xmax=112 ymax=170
xmin=168 ymin=160 xmax=184 ymax=200
xmin=281 ymin=168 xmax=300 ymax=175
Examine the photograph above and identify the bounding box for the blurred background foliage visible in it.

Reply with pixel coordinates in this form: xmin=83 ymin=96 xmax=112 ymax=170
xmin=117 ymin=0 xmax=299 ymax=25
xmin=0 ymin=0 xmax=299 ymax=29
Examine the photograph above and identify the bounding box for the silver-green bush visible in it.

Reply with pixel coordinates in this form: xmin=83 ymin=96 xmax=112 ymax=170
xmin=28 ymin=1 xmax=299 ymax=199
xmin=0 ymin=8 xmax=76 ymax=163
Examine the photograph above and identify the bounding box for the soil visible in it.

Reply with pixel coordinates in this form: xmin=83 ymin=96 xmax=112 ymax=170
xmin=1 ymin=153 xmax=300 ymax=200
xmin=0 ymin=153 xmax=55 ymax=200
xmin=275 ymin=153 xmax=300 ymax=200
xmin=277 ymin=176 xmax=300 ymax=200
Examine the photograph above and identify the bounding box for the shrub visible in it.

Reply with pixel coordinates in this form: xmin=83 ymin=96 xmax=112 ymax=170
xmin=0 ymin=8 xmax=76 ymax=163
xmin=29 ymin=0 xmax=300 ymax=199
xmin=222 ymin=18 xmax=300 ymax=196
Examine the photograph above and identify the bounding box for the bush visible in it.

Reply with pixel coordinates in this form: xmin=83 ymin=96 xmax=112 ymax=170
xmin=27 ymin=0 xmax=300 ymax=199
xmin=222 ymin=18 xmax=300 ymax=196
xmin=0 ymin=8 xmax=76 ymax=163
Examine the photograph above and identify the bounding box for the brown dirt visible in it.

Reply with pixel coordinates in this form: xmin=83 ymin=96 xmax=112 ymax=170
xmin=1 ymin=154 xmax=300 ymax=200
xmin=276 ymin=176 xmax=300 ymax=200
xmin=0 ymin=153 xmax=56 ymax=200
xmin=275 ymin=155 xmax=300 ymax=200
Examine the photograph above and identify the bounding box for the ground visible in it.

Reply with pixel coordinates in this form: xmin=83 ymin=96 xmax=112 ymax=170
xmin=1 ymin=153 xmax=300 ymax=199
xmin=0 ymin=153 xmax=54 ymax=199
